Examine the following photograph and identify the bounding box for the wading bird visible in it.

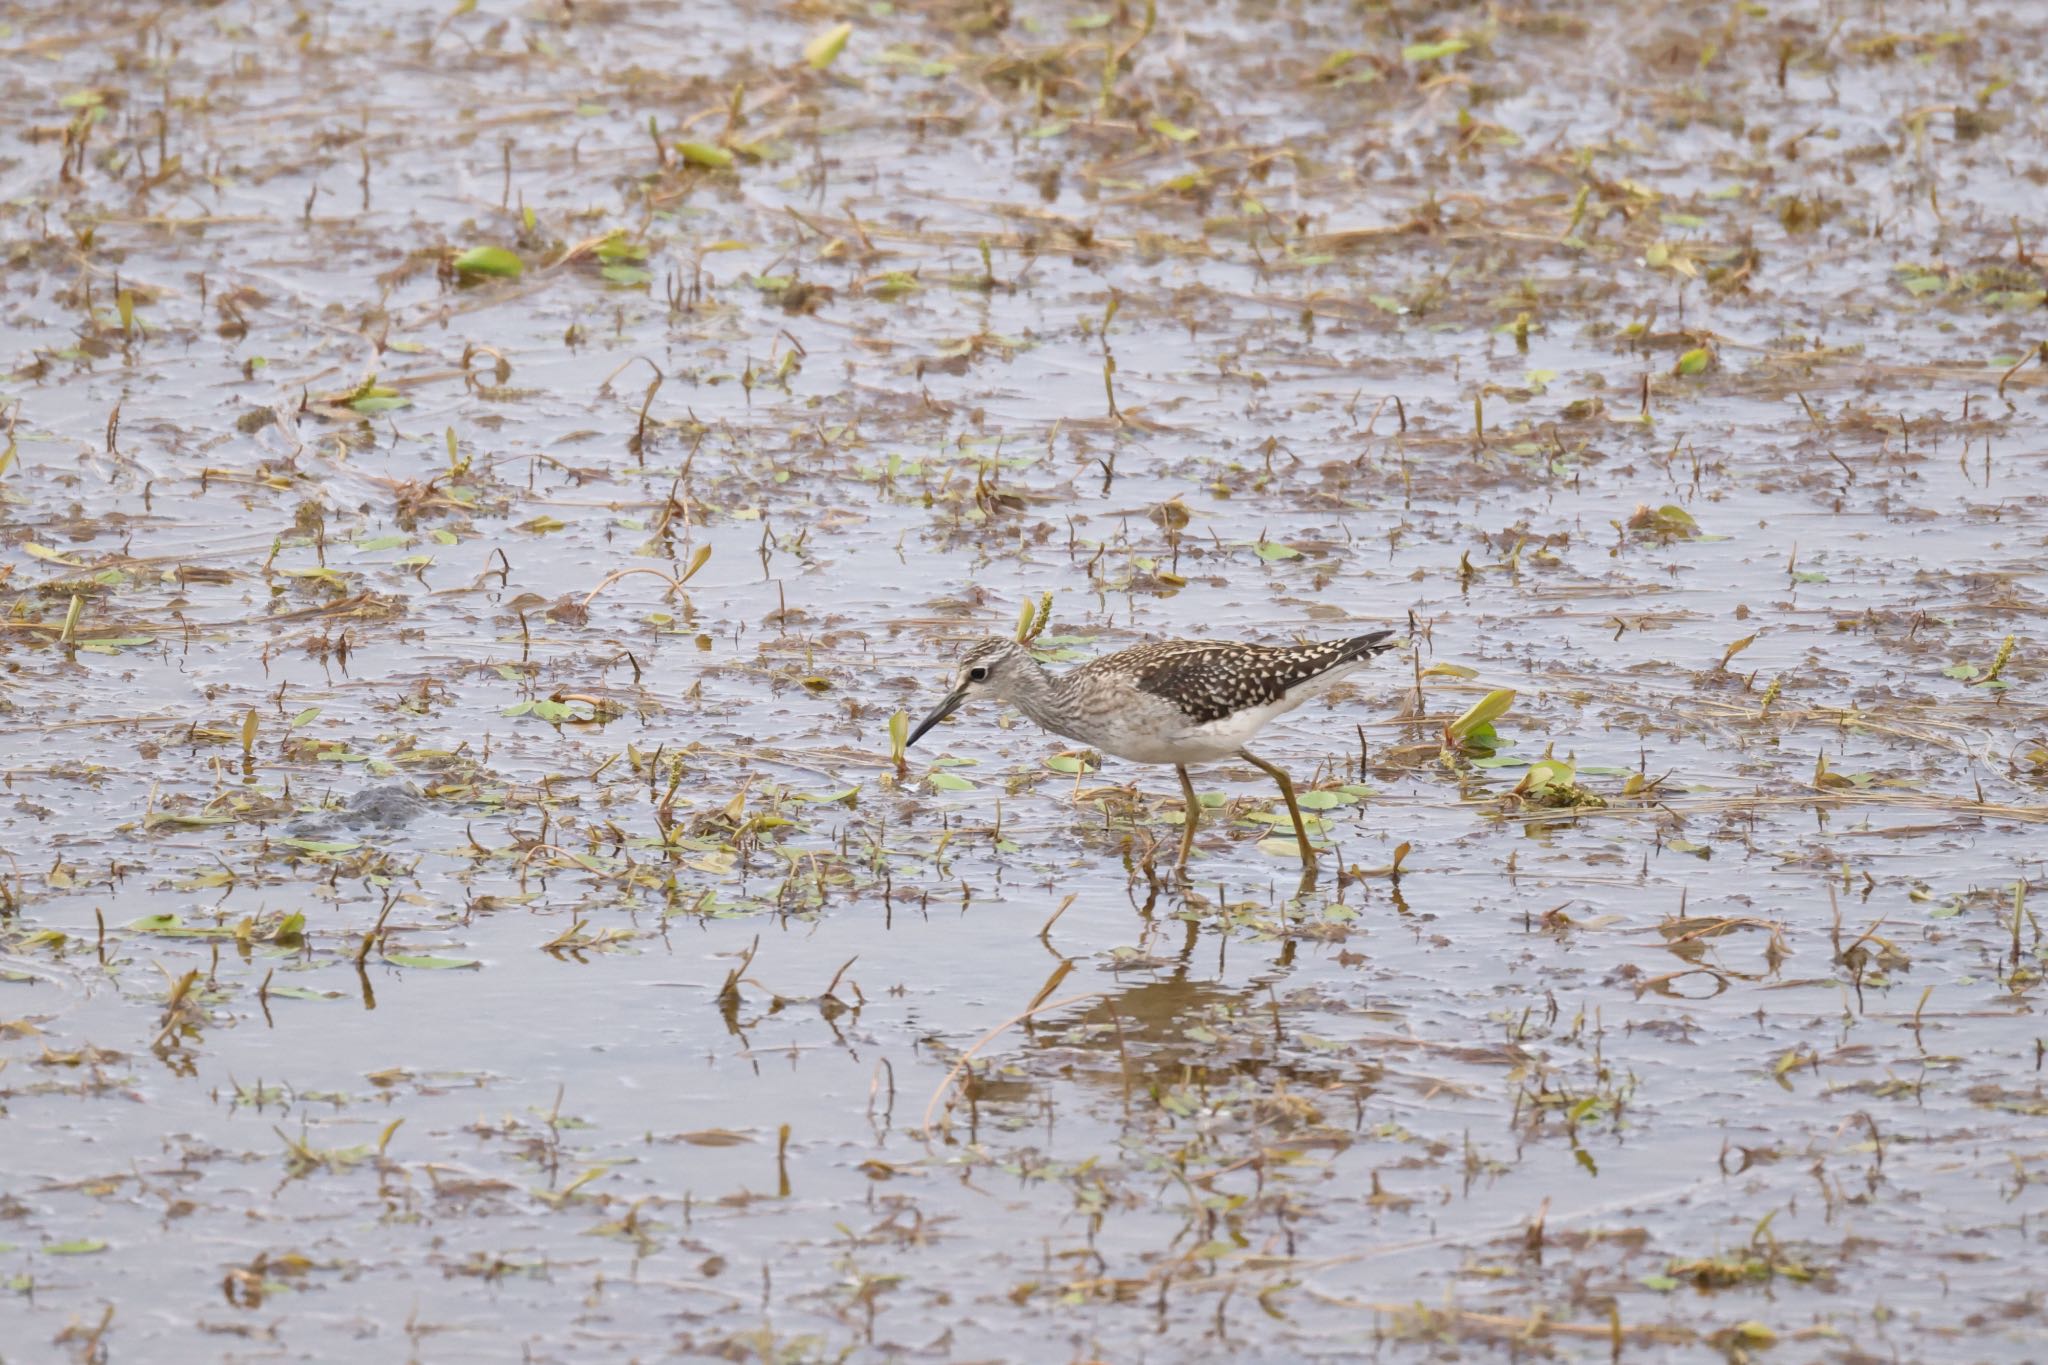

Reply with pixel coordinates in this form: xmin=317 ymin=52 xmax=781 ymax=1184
xmin=906 ymin=631 xmax=1397 ymax=874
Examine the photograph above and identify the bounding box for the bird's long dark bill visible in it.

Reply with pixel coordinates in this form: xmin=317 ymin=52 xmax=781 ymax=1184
xmin=905 ymin=688 xmax=968 ymax=748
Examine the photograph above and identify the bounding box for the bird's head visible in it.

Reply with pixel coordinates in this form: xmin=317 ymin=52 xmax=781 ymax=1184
xmin=905 ymin=635 xmax=1031 ymax=747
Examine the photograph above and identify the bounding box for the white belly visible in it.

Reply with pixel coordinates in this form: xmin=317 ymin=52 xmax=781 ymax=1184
xmin=1098 ymin=696 xmax=1301 ymax=765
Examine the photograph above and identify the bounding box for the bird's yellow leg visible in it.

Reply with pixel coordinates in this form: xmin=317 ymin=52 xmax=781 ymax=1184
xmin=1240 ymin=749 xmax=1316 ymax=869
xmin=1175 ymin=764 xmax=1199 ymax=872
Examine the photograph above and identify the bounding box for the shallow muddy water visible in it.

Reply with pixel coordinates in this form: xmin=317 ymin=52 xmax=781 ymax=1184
xmin=2 ymin=0 xmax=2047 ymax=1360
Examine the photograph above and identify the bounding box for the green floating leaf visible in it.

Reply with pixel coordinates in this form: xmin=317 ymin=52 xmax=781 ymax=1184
xmin=1666 ymin=839 xmax=1712 ymax=858
xmin=791 ymin=787 xmax=859 ymax=804
xmin=1254 ymin=541 xmax=1301 ymax=561
xmin=1460 ymin=721 xmax=1502 ymax=752
xmin=45 ymin=1239 xmax=107 ymax=1256
xmin=804 ymin=21 xmax=852 ymax=69
xmin=601 ymin=264 xmax=652 ymax=286
xmin=1245 ymin=809 xmax=1330 ymax=832
xmin=147 ymin=812 xmax=234 ymax=831
xmin=1674 ymin=346 xmax=1712 ymax=376
xmin=675 ymin=140 xmax=734 ymax=169
xmin=128 ymin=913 xmax=202 ymax=935
xmin=265 ymin=985 xmax=345 ymax=1001
xmin=1446 ymin=689 xmax=1515 ymax=743
xmin=1294 ymin=789 xmax=1358 ymax=810
xmin=279 ymin=837 xmax=363 ymax=855
xmin=1653 ymin=503 xmax=1699 ymax=534
xmin=1402 ymin=38 xmax=1469 ymax=62
xmin=864 ymin=271 xmax=919 ymax=301
xmin=1941 ymin=663 xmax=1979 ymax=680
xmin=927 ymin=771 xmax=976 ymax=792
xmin=453 ymin=246 xmax=523 ymax=279
xmin=1044 ymin=753 xmax=1097 ymax=775
xmin=383 ymin=953 xmax=480 ymax=971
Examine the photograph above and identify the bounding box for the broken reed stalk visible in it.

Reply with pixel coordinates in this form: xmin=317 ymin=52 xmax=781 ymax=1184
xmin=355 ymin=898 xmax=399 ymax=965
xmin=715 ymin=936 xmax=761 ymax=1010
xmin=923 ymin=991 xmax=1105 ymax=1136
xmin=1037 ymin=892 xmax=1078 ymax=939
xmin=580 ymin=547 xmax=712 ymax=611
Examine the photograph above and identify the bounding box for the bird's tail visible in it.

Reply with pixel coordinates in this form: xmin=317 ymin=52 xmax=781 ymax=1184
xmin=1341 ymin=629 xmax=1399 ymax=663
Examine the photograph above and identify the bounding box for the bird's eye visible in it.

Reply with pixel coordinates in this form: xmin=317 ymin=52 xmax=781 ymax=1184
xmin=967 ymin=665 xmax=989 ymax=683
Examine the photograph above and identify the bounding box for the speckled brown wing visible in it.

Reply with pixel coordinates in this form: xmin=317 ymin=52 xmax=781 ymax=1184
xmin=1097 ymin=631 xmax=1396 ymax=726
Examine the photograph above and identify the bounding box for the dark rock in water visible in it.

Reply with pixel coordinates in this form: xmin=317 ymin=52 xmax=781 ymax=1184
xmin=286 ymin=785 xmax=429 ymax=838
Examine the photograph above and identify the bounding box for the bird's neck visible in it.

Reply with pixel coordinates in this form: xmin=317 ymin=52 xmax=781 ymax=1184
xmin=999 ymin=657 xmax=1077 ymax=739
